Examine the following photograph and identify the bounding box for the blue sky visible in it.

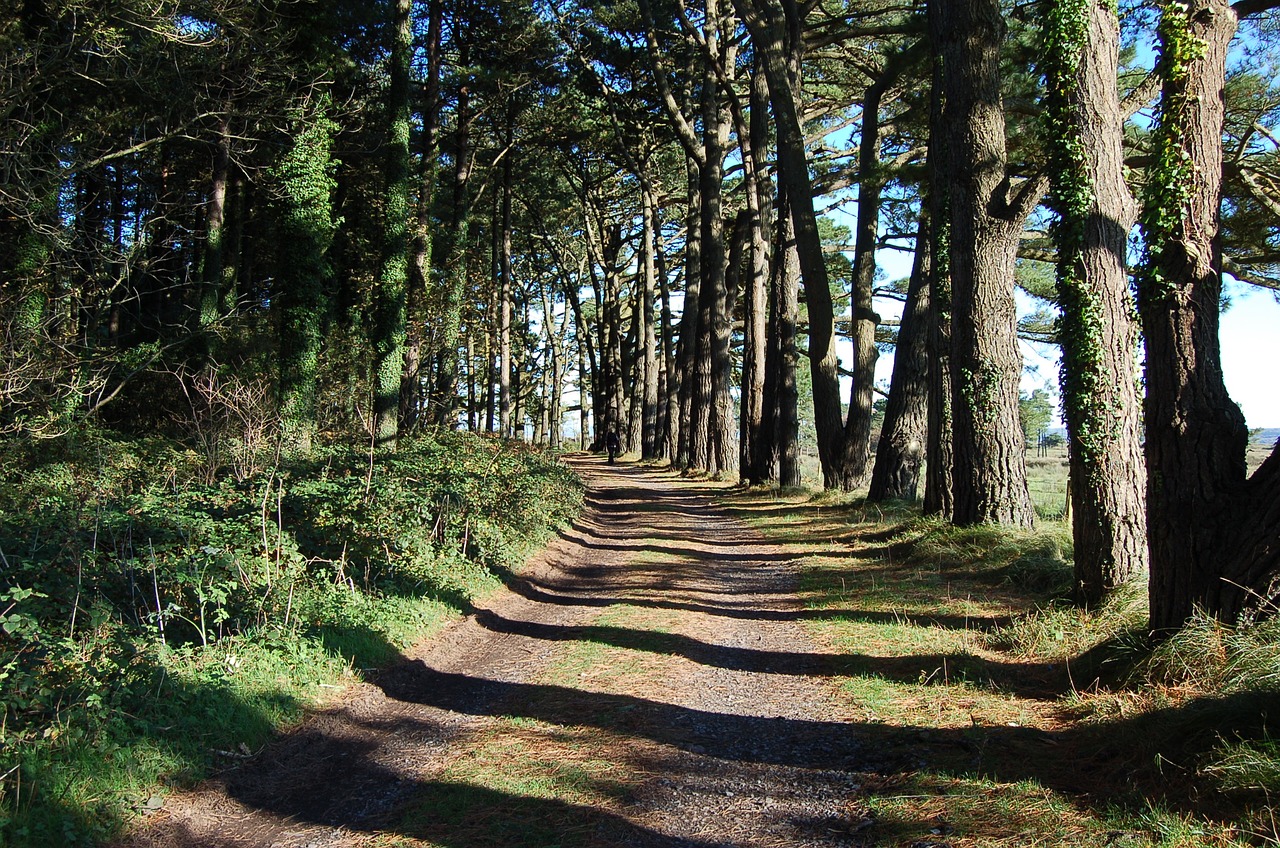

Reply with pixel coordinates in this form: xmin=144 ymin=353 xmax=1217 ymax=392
xmin=1221 ymin=280 xmax=1280 ymax=427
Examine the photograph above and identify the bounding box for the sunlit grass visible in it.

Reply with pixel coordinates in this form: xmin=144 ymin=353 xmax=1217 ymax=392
xmin=728 ymin=460 xmax=1278 ymax=848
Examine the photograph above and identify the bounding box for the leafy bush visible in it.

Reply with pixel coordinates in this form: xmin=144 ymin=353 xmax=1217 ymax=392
xmin=0 ymin=427 xmax=583 ymax=846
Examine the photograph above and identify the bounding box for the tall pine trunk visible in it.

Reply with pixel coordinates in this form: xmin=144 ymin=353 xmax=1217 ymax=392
xmin=922 ymin=39 xmax=954 ymax=518
xmin=936 ymin=0 xmax=1040 ymax=528
xmin=1139 ymin=0 xmax=1280 ymax=630
xmin=1043 ymin=0 xmax=1147 ymax=603
xmin=869 ymin=211 xmax=932 ymax=501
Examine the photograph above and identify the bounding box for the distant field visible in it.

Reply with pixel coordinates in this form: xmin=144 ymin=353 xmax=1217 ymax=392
xmin=1250 ymin=428 xmax=1278 ymax=473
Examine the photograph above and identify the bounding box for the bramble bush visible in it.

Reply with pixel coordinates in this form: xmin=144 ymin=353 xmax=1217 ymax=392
xmin=0 ymin=427 xmax=582 ymax=846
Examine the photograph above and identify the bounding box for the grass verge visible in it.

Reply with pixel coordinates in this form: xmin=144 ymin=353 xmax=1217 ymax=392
xmin=723 ymin=485 xmax=1279 ymax=847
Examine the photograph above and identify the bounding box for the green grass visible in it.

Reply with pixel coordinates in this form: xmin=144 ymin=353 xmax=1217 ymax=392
xmin=724 ymin=464 xmax=1280 ymax=848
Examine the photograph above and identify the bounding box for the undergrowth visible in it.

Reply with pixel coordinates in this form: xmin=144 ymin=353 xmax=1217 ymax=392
xmin=0 ymin=428 xmax=583 ymax=847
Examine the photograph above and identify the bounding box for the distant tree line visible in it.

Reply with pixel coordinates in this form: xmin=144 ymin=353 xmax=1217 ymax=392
xmin=2 ymin=0 xmax=1279 ymax=632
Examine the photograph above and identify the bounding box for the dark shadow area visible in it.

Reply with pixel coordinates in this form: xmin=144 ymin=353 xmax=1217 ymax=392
xmin=470 ymin=608 xmax=1060 ymax=696
xmin=397 ymin=781 xmax=732 ymax=848
xmin=494 ymin=570 xmax=1014 ymax=632
xmin=373 ymin=659 xmax=1279 ymax=818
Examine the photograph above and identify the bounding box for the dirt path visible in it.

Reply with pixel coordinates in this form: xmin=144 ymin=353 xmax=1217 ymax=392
xmin=119 ymin=457 xmax=873 ymax=847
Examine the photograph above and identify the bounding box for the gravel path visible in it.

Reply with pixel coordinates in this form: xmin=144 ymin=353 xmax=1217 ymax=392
xmin=117 ymin=456 xmax=874 ymax=848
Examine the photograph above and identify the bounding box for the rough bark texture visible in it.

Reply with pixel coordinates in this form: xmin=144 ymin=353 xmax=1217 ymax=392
xmin=401 ymin=0 xmax=443 ymax=431
xmin=1046 ymin=0 xmax=1147 ymax=603
xmin=702 ymin=1 xmax=735 ymax=476
xmin=922 ymin=32 xmax=953 ymax=519
xmin=937 ymin=0 xmax=1037 ymax=528
xmin=675 ymin=161 xmax=702 ymax=467
xmin=640 ymin=181 xmax=661 ymax=460
xmin=734 ymin=0 xmax=847 ymax=490
xmin=432 ymin=33 xmax=474 ymax=428
xmin=498 ymin=126 xmax=514 ymax=437
xmin=1140 ymin=0 xmax=1280 ymax=629
xmin=738 ymin=58 xmax=771 ymax=482
xmin=840 ymin=71 xmax=891 ymax=489
xmin=869 ymin=213 xmax=931 ymax=502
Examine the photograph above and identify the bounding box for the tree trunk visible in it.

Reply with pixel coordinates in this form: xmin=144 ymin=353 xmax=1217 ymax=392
xmin=764 ymin=185 xmax=802 ymax=488
xmin=655 ymin=192 xmax=679 ymax=462
xmin=498 ymin=116 xmax=515 ymax=437
xmin=840 ymin=76 xmax=887 ymax=488
xmin=922 ymin=42 xmax=954 ymax=518
xmin=371 ymin=0 xmax=413 ymax=450
xmin=433 ymin=31 xmax=474 ymax=428
xmin=1044 ymin=0 xmax=1147 ymax=603
xmin=640 ymin=180 xmax=661 ymax=459
xmin=1140 ymin=0 xmax=1280 ymax=630
xmin=401 ymin=0 xmax=443 ymax=431
xmin=936 ymin=0 xmax=1039 ymax=528
xmin=275 ymin=107 xmax=338 ymax=455
xmin=869 ymin=211 xmax=931 ymax=501
xmin=739 ymin=55 xmax=771 ymax=483
xmin=676 ymin=160 xmax=703 ymax=468
xmin=198 ymin=110 xmax=231 ymax=342
xmin=735 ymin=0 xmax=848 ymax=489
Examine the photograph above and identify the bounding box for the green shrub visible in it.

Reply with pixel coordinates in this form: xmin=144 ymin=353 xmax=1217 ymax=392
xmin=0 ymin=427 xmax=583 ymax=846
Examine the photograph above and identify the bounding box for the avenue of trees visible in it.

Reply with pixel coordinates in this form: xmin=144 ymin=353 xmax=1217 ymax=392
xmin=3 ymin=0 xmax=1279 ymax=633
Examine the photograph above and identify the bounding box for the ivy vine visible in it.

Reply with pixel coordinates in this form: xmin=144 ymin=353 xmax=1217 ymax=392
xmin=1137 ymin=2 xmax=1204 ymax=310
xmin=1041 ymin=0 xmax=1112 ymax=477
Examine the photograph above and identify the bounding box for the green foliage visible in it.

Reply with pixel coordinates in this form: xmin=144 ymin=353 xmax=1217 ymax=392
xmin=1019 ymin=388 xmax=1055 ymax=445
xmin=0 ymin=427 xmax=583 ymax=845
xmin=272 ymin=98 xmax=341 ymax=453
xmin=1137 ymin=4 xmax=1205 ymax=310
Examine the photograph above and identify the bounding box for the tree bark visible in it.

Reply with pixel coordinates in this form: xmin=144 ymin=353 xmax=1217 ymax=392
xmin=739 ymin=54 xmax=771 ymax=483
xmin=772 ymin=186 xmax=803 ymax=488
xmin=840 ymin=74 xmax=887 ymax=488
xmin=1140 ymin=0 xmax=1280 ymax=629
xmin=640 ymin=181 xmax=661 ymax=459
xmin=869 ymin=211 xmax=931 ymax=501
xmin=922 ymin=39 xmax=953 ymax=518
xmin=433 ymin=29 xmax=474 ymax=428
xmin=734 ymin=0 xmax=854 ymax=490
xmin=936 ymin=0 xmax=1038 ymax=528
xmin=402 ymin=0 xmax=443 ymax=431
xmin=498 ymin=114 xmax=515 ymax=437
xmin=676 ymin=160 xmax=703 ymax=468
xmin=1044 ymin=0 xmax=1147 ymax=603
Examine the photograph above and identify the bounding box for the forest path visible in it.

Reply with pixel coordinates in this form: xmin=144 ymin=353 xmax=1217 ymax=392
xmin=118 ymin=456 xmax=872 ymax=848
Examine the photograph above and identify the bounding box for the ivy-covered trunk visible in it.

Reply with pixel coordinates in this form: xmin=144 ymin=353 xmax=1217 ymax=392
xmin=1139 ymin=0 xmax=1280 ymax=630
xmin=274 ymin=104 xmax=338 ymax=455
xmin=433 ymin=26 xmax=475 ymax=429
xmin=371 ymin=0 xmax=413 ymax=450
xmin=402 ymin=0 xmax=444 ymax=432
xmin=1043 ymin=0 xmax=1147 ymax=603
